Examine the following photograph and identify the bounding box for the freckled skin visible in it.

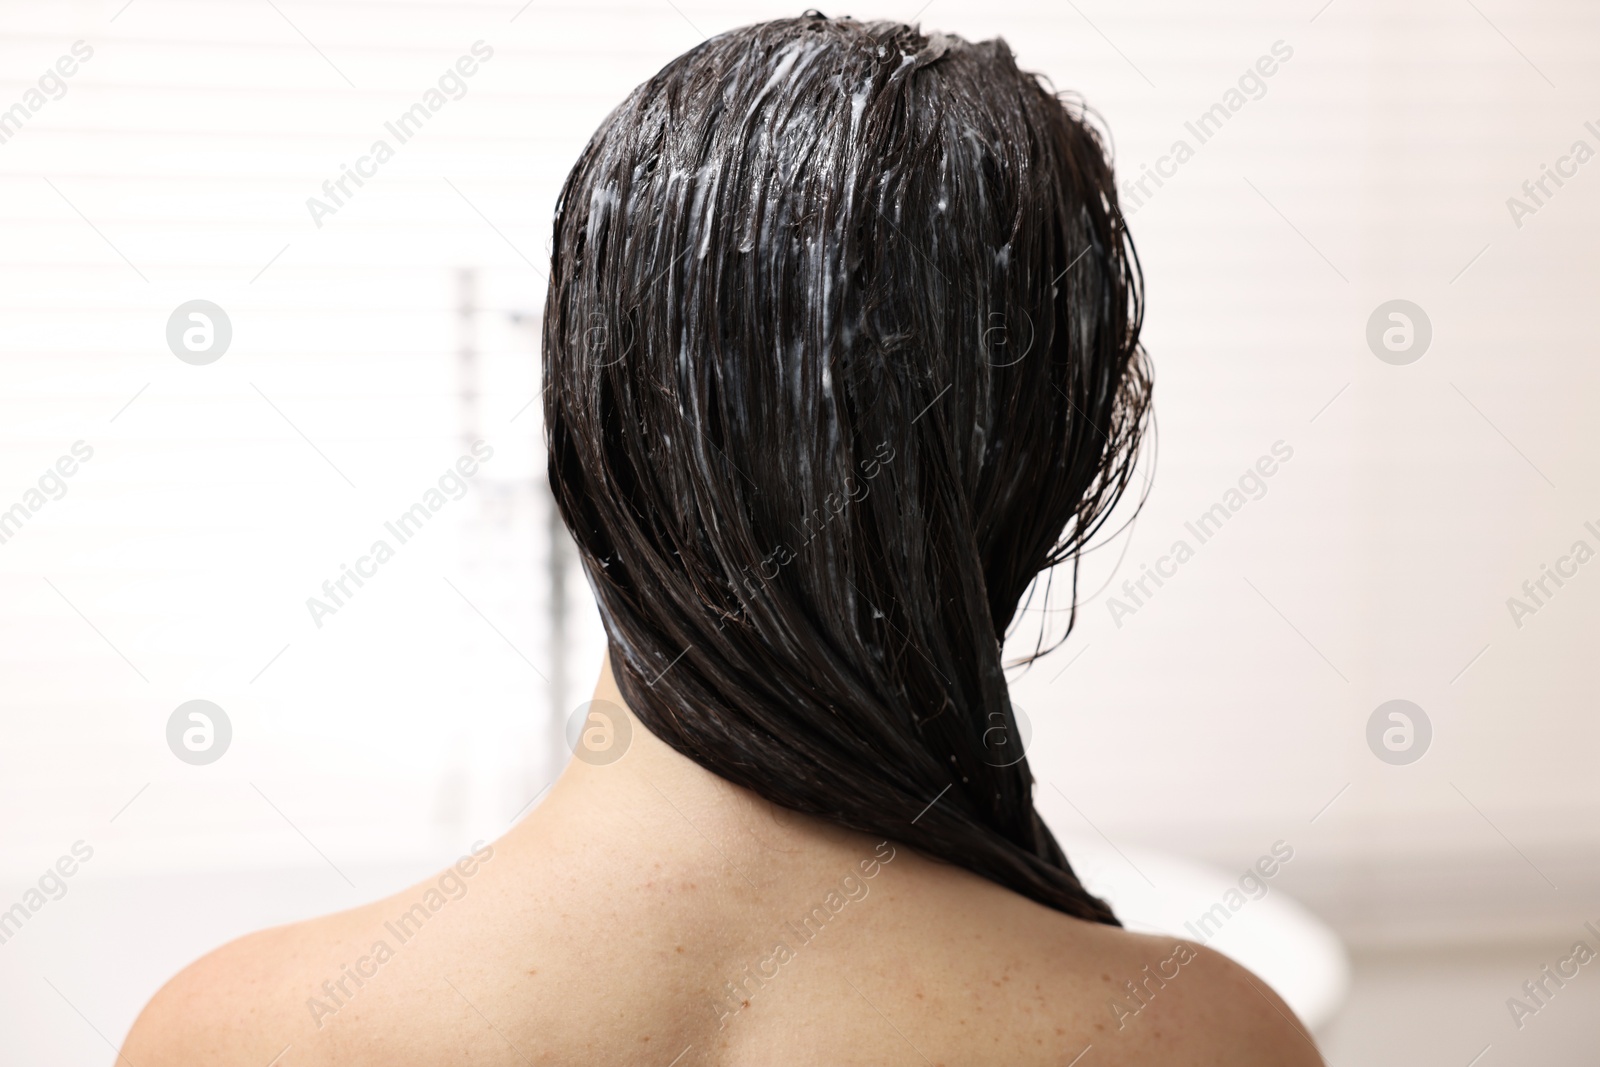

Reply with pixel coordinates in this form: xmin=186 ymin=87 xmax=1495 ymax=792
xmin=122 ymin=663 xmax=1321 ymax=1067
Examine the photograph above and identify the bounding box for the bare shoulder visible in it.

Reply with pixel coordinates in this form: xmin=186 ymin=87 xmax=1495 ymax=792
xmin=869 ymin=860 xmax=1326 ymax=1067
xmin=120 ymin=917 xmax=322 ymax=1066
xmin=119 ymin=892 xmax=459 ymax=1066
xmin=121 ymin=841 xmax=510 ymax=1065
xmin=1063 ymin=923 xmax=1326 ymax=1066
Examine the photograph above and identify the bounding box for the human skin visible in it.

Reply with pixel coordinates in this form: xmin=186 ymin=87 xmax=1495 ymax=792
xmin=121 ymin=657 xmax=1324 ymax=1067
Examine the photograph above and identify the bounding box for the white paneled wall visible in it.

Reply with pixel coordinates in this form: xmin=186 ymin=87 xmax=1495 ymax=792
xmin=1 ymin=0 xmax=1596 ymax=957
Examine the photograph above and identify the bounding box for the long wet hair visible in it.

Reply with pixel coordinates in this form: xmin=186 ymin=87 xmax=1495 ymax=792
xmin=544 ymin=14 xmax=1149 ymax=925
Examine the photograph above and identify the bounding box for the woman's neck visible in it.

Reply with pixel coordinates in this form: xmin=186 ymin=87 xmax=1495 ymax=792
xmin=505 ymin=656 xmax=885 ymax=897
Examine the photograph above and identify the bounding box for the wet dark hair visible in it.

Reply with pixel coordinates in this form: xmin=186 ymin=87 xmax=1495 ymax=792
xmin=544 ymin=13 xmax=1148 ymax=925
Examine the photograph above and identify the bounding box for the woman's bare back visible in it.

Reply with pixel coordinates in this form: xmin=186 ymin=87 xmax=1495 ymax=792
xmin=122 ymin=673 xmax=1321 ymax=1067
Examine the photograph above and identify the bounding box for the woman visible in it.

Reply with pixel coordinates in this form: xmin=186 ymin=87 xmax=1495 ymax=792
xmin=125 ymin=14 xmax=1321 ymax=1065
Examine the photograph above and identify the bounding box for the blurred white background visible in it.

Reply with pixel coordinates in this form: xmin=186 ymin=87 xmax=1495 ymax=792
xmin=1 ymin=0 xmax=1596 ymax=1062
